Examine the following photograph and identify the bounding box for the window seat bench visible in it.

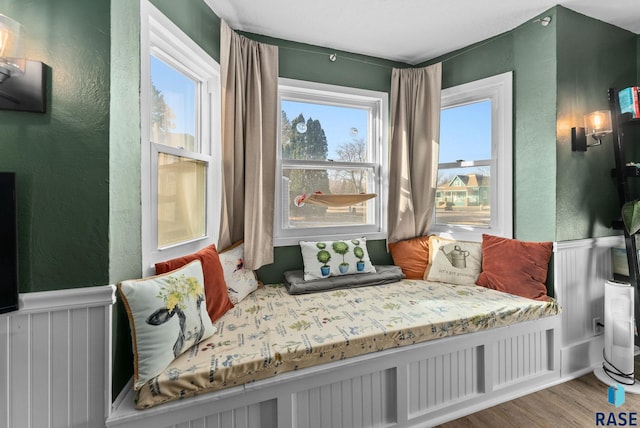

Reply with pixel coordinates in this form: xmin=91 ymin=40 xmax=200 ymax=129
xmin=107 ymin=279 xmax=561 ymax=428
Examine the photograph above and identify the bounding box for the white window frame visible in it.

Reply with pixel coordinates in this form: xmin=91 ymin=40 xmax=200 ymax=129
xmin=275 ymin=78 xmax=388 ymax=246
xmin=430 ymin=71 xmax=513 ymax=241
xmin=140 ymin=0 xmax=222 ymax=276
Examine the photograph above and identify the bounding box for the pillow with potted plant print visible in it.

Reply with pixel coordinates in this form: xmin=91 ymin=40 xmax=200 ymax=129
xmin=300 ymin=237 xmax=376 ymax=281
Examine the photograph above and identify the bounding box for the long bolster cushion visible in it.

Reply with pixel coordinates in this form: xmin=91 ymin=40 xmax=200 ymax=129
xmin=283 ymin=265 xmax=404 ymax=294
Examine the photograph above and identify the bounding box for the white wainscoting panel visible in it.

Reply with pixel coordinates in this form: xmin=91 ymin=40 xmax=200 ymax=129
xmin=492 ymin=329 xmax=552 ymax=387
xmin=295 ymin=368 xmax=396 ymax=428
xmin=107 ymin=315 xmax=561 ymax=428
xmin=554 ymin=236 xmax=623 ymax=376
xmin=178 ymin=400 xmax=275 ymax=428
xmin=0 ymin=285 xmax=115 ymax=428
xmin=407 ymin=347 xmax=481 ymax=416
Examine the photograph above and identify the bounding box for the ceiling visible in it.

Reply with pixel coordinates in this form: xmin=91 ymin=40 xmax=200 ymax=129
xmin=206 ymin=0 xmax=640 ymax=65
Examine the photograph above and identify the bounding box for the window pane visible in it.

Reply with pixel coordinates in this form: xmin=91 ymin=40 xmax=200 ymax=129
xmin=437 ymin=100 xmax=491 ymax=227
xmin=435 ymin=166 xmax=490 ymax=227
xmin=281 ymin=100 xmax=369 ymax=162
xmin=439 ymin=100 xmax=491 ymax=163
xmin=157 ymin=153 xmax=206 ymax=247
xmin=282 ymin=167 xmax=375 ymax=228
xmin=150 ymin=55 xmax=197 ymax=151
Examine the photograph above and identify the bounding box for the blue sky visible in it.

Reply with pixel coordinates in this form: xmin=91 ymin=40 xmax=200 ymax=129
xmin=440 ymin=100 xmax=491 ymax=163
xmin=150 ymin=55 xmax=196 ymax=136
xmin=281 ymin=100 xmax=368 ymax=160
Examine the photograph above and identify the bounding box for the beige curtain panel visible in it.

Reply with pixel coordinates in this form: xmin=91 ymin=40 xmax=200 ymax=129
xmin=219 ymin=21 xmax=279 ymax=269
xmin=387 ymin=63 xmax=442 ymax=244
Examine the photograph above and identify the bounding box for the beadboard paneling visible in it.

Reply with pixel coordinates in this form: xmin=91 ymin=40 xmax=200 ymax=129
xmin=554 ymin=236 xmax=623 ymax=375
xmin=0 ymin=285 xmax=115 ymax=428
xmin=295 ymin=369 xmax=396 ymax=428
xmin=492 ymin=330 xmax=552 ymax=387
xmin=407 ymin=347 xmax=481 ymax=416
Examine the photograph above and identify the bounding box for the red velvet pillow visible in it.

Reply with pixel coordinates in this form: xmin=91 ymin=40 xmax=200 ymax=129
xmin=476 ymin=234 xmax=552 ymax=301
xmin=388 ymin=235 xmax=431 ymax=279
xmin=155 ymin=244 xmax=234 ymax=321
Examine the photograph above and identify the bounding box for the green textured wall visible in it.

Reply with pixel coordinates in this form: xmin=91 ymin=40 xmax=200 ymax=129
xmin=555 ymin=8 xmax=637 ymax=241
xmin=512 ymin=10 xmax=557 ymax=242
xmin=109 ymin=0 xmax=141 ymax=400
xmin=0 ymin=0 xmax=110 ymax=292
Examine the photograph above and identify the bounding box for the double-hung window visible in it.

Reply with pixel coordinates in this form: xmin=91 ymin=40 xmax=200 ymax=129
xmin=431 ymin=72 xmax=512 ymax=241
xmin=275 ymin=79 xmax=388 ymax=246
xmin=141 ymin=1 xmax=221 ymax=275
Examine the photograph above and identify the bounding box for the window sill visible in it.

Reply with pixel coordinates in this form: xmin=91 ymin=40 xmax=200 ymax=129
xmin=274 ymin=230 xmax=387 ymax=247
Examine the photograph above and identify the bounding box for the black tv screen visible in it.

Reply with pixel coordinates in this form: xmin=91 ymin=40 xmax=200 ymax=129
xmin=0 ymin=172 xmax=18 ymax=314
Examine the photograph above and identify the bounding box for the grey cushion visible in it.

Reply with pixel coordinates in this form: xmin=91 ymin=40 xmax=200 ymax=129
xmin=283 ymin=265 xmax=404 ymax=295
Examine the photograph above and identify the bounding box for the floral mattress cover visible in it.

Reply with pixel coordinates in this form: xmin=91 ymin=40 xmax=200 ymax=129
xmin=135 ymin=279 xmax=560 ymax=409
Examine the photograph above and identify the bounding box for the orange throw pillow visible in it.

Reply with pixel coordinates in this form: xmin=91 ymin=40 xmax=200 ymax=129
xmin=155 ymin=244 xmax=234 ymax=321
xmin=476 ymin=234 xmax=552 ymax=301
xmin=388 ymin=235 xmax=431 ymax=279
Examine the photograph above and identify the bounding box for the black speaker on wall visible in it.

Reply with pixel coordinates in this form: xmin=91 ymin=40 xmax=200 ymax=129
xmin=0 ymin=172 xmax=19 ymax=314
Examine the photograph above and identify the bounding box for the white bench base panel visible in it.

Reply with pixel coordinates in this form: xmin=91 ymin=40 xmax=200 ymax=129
xmin=107 ymin=314 xmax=560 ymax=428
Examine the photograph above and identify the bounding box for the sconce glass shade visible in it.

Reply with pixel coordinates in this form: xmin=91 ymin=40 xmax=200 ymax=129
xmin=571 ymin=110 xmax=613 ymax=151
xmin=0 ymin=14 xmax=45 ymax=113
xmin=0 ymin=14 xmax=26 ymax=82
xmin=584 ymin=110 xmax=612 ymax=140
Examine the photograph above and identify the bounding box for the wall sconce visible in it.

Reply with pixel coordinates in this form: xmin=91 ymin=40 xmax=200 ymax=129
xmin=571 ymin=110 xmax=612 ymax=151
xmin=0 ymin=14 xmax=46 ymax=113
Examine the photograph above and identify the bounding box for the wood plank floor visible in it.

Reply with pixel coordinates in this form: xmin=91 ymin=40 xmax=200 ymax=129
xmin=437 ymin=357 xmax=640 ymax=427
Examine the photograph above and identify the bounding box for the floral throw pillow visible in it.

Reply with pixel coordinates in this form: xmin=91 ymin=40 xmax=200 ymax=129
xmin=300 ymin=237 xmax=376 ymax=281
xmin=118 ymin=260 xmax=217 ymax=390
xmin=219 ymin=241 xmax=260 ymax=304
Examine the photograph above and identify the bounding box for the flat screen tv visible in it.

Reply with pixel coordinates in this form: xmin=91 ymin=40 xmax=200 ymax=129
xmin=0 ymin=172 xmax=18 ymax=314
